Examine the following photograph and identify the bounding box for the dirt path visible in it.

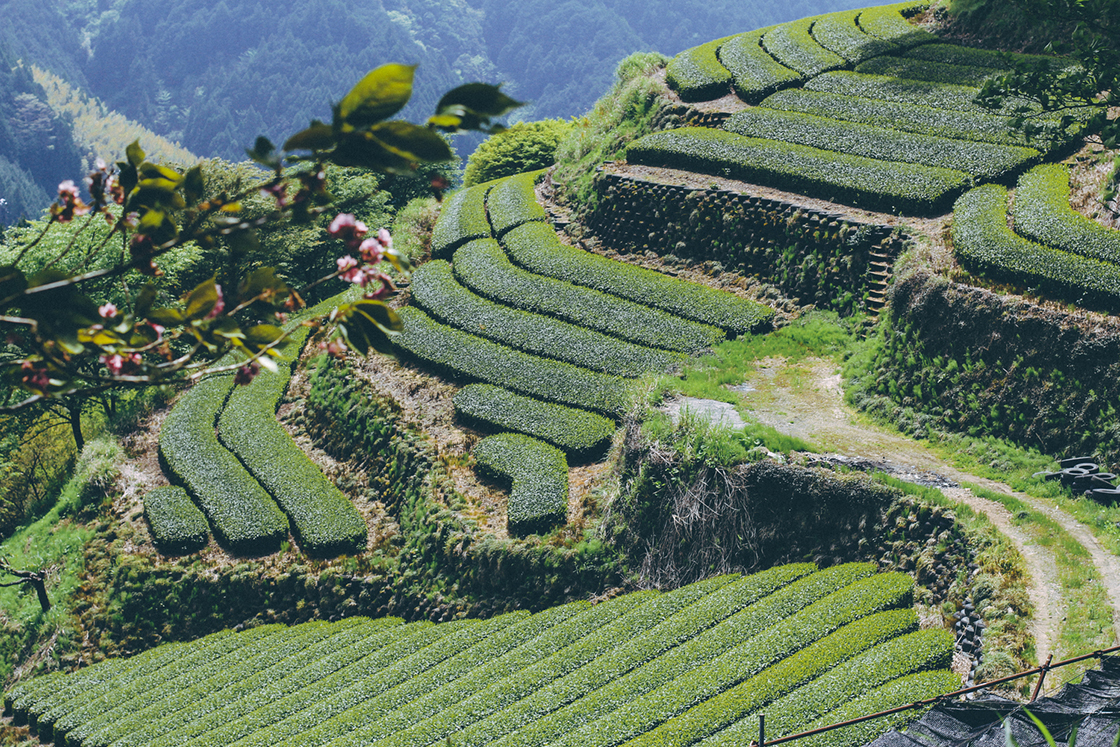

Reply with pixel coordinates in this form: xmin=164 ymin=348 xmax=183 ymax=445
xmin=737 ymin=357 xmax=1120 ymax=662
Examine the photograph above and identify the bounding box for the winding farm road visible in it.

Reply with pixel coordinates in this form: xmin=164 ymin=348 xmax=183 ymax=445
xmin=736 ymin=357 xmax=1120 ymax=667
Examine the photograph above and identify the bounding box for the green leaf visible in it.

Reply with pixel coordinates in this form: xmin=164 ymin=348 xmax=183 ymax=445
xmin=133 ymin=284 xmax=158 ymax=317
xmin=247 ymin=136 xmax=281 ymax=170
xmin=209 ymin=316 xmax=245 ymax=340
xmin=183 ymin=165 xmax=205 ymax=206
xmin=433 ymin=83 xmax=524 ymax=128
xmin=337 ymin=300 xmax=402 ymax=355
xmin=239 ymin=267 xmax=290 ymax=300
xmin=184 ymin=278 xmax=220 ymax=320
xmin=0 ymin=265 xmax=28 ymax=301
xmin=368 ymin=122 xmax=454 ymax=163
xmin=147 ymin=308 xmax=184 ymax=326
xmin=338 ymin=64 xmax=416 ymax=127
xmin=283 ymin=122 xmax=335 ymax=152
xmin=244 ymin=323 xmax=286 ymax=347
xmin=329 ymin=131 xmax=417 ymax=173
xmin=126 ymin=140 xmax=146 ymax=168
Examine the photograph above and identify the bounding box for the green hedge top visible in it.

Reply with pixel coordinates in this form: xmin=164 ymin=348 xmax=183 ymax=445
xmin=431 ymin=183 xmax=493 ymax=259
xmin=158 ymin=373 xmax=289 ymax=556
xmin=1013 ymin=163 xmax=1120 ymax=266
xmin=453 ymin=384 xmax=616 ymax=457
xmin=719 ymin=28 xmax=803 ymax=105
xmin=488 ymin=170 xmax=548 ymax=237
xmin=762 ymin=17 xmax=847 ymax=77
xmin=501 ymin=221 xmax=774 ymax=335
xmin=905 ymin=42 xmax=1079 ymax=72
xmin=474 ymin=433 xmax=569 ymax=537
xmin=855 ymin=55 xmax=1005 ymax=88
xmin=395 ymin=307 xmax=632 ymax=416
xmin=665 ymin=35 xmax=735 ymax=103
xmin=762 ymin=88 xmax=1074 ymax=150
xmin=724 ymin=107 xmax=1038 ymax=181
xmin=953 ymin=184 xmax=1120 ymax=312
xmin=627 ymin=127 xmax=970 ymax=215
xmin=452 ymin=239 xmax=725 ymax=353
xmin=411 ymin=260 xmax=683 ymax=378
xmin=143 ymin=485 xmax=210 ymax=555
xmin=857 ymin=1 xmax=936 ymax=47
xmin=811 ymin=9 xmax=897 ymax=64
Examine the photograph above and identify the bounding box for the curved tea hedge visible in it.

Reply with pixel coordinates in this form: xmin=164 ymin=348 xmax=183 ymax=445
xmin=143 ymin=486 xmax=210 ymax=555
xmin=501 ymin=221 xmax=774 ymax=335
xmin=474 ymin=433 xmax=570 ymax=536
xmin=953 ymin=184 xmax=1120 ymax=311
xmin=857 ymin=1 xmax=936 ymax=46
xmin=718 ymin=28 xmax=802 ymax=104
xmin=453 ymin=384 xmax=616 ymax=457
xmin=628 ymin=127 xmax=970 ymax=215
xmin=665 ymin=35 xmax=736 ymax=102
xmin=488 ymin=170 xmax=548 ymax=237
xmin=395 ymin=307 xmax=631 ymax=417
xmin=905 ymin=42 xmax=1077 ymax=72
xmin=722 ymin=108 xmax=1038 ymax=181
xmin=431 ymin=182 xmax=492 ymax=259
xmin=762 ymin=88 xmax=1062 ymax=149
xmin=158 ymin=373 xmax=289 ymax=556
xmin=855 ymin=55 xmax=1005 ymax=87
xmin=762 ymin=17 xmax=846 ymax=77
xmin=453 ymin=239 xmax=724 ymax=354
xmin=4 ymin=565 xmax=955 ymax=747
xmin=1013 ymin=164 xmax=1120 ymax=266
xmin=218 ymin=325 xmax=367 ymax=558
xmin=811 ymin=9 xmax=897 ymax=64
xmin=411 ymin=259 xmax=683 ymax=378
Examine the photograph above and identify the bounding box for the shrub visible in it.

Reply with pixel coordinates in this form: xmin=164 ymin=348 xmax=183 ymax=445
xmin=412 ymin=260 xmax=683 ymax=378
xmin=905 ymin=42 xmax=1078 ymax=71
xmin=806 ymin=70 xmax=1060 ymax=119
xmin=665 ymin=36 xmax=735 ymax=102
xmin=487 ymin=170 xmax=548 ymax=237
xmin=430 ymin=182 xmax=492 ymax=259
xmin=395 ymin=307 xmax=632 ymax=416
xmin=811 ymin=9 xmax=898 ymax=63
xmin=627 ymin=127 xmax=970 ymax=215
xmin=718 ymin=29 xmax=803 ymax=105
xmin=501 ymin=221 xmax=774 ymax=335
xmin=762 ymin=88 xmax=1069 ymax=149
xmin=474 ymin=433 xmax=569 ymax=536
xmin=452 ymin=239 xmax=724 ymax=353
xmin=158 ymin=373 xmax=289 ymax=556
xmin=143 ymin=486 xmax=210 ymax=555
xmin=952 ymin=184 xmax=1120 ymax=311
xmin=761 ymin=17 xmax=847 ymax=77
xmin=857 ymin=1 xmax=937 ymax=46
xmin=1013 ymin=163 xmax=1120 ymax=265
xmin=463 ymin=121 xmax=570 ymax=188
xmin=856 ymin=55 xmax=1006 ymax=87
xmin=454 ymin=384 xmax=616 ymax=457
xmin=723 ymin=107 xmax=1038 ymax=181
xmin=218 ymin=326 xmax=367 ymax=558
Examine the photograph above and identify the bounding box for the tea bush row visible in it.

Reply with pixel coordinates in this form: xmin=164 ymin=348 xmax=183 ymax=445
xmin=453 ymin=239 xmax=724 ymax=353
xmin=394 ymin=306 xmax=631 ymax=416
xmin=719 ymin=28 xmax=803 ymax=104
xmin=142 ymin=486 xmax=210 ymax=555
xmin=430 ymin=182 xmax=492 ymax=259
xmin=473 ymin=433 xmax=570 ymax=537
xmin=487 ymin=170 xmax=548 ymax=236
xmin=411 ymin=259 xmax=683 ymax=378
xmin=5 ymin=567 xmax=955 ymax=747
xmin=1012 ymin=163 xmax=1120 ymax=265
xmin=665 ymin=36 xmax=736 ymax=102
xmin=762 ymin=17 xmax=847 ymax=77
xmin=217 ymin=323 xmax=367 ymax=557
xmin=158 ymin=372 xmax=289 ymax=556
xmin=905 ymin=42 xmax=1076 ymax=71
xmin=501 ymin=221 xmax=774 ymax=335
xmin=723 ymin=107 xmax=1038 ymax=181
xmin=856 ymin=55 xmax=1006 ymax=87
xmin=857 ymin=1 xmax=936 ymax=46
xmin=811 ymin=9 xmax=897 ymax=64
xmin=763 ymin=88 xmax=1064 ymax=149
xmin=453 ymin=384 xmax=616 ymax=457
xmin=952 ymin=184 xmax=1120 ymax=311
xmin=627 ymin=127 xmax=970 ymax=214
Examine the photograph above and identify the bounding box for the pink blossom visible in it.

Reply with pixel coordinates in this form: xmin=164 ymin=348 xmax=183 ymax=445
xmin=101 ymin=354 xmax=124 ymax=375
xmin=20 ymin=362 xmax=50 ymax=391
xmin=341 ymin=267 xmax=367 ymax=286
xmin=336 ymin=255 xmax=358 ymax=272
xmin=99 ymin=303 xmax=118 ymax=319
xmin=207 ymin=285 xmax=225 ymax=319
xmin=328 ymin=213 xmax=368 ymax=248
xmin=358 ymin=238 xmax=382 ymax=264
xmin=51 ymin=180 xmax=90 ymax=222
xmin=150 ymin=323 xmax=165 ymax=340
xmin=377 ymin=228 xmax=392 ymax=250
xmin=234 ymin=361 xmax=261 ymax=386
xmin=130 ymin=353 xmax=142 ymax=365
